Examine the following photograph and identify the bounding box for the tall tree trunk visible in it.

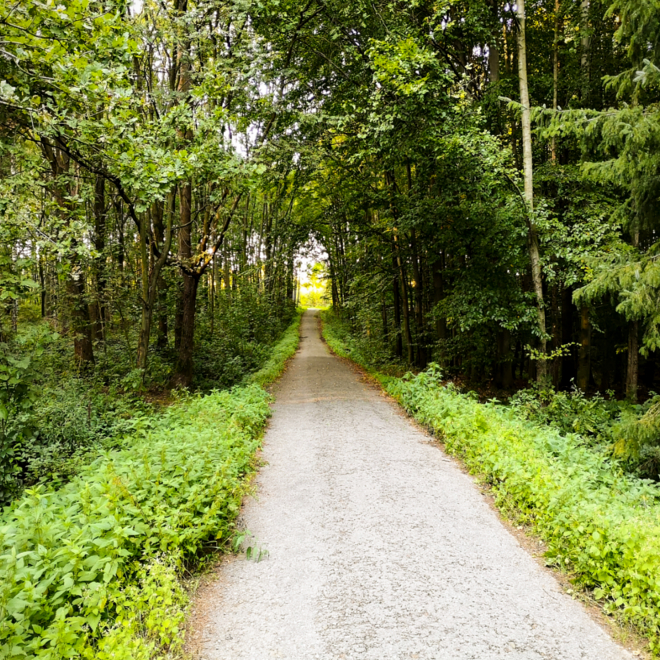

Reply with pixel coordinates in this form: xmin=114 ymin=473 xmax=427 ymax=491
xmin=626 ymin=321 xmax=639 ymax=401
xmin=517 ymin=0 xmax=547 ymax=384
xmin=38 ymin=258 xmax=46 ymax=318
xmin=501 ymin=329 xmax=513 ymax=389
xmin=551 ymin=0 xmax=560 ymax=163
xmin=577 ymin=305 xmax=591 ymax=391
xmin=174 ymin=181 xmax=196 ymax=386
xmin=174 ymin=273 xmax=199 ymax=387
xmin=560 ymin=285 xmax=576 ymax=388
xmin=488 ymin=0 xmax=500 ymax=83
xmin=432 ymin=257 xmax=447 ymax=340
xmin=42 ymin=141 xmax=94 ymax=367
xmin=625 ymin=227 xmax=641 ymax=400
xmin=392 ymin=248 xmax=403 ymax=358
xmin=581 ymin=0 xmax=590 ymax=104
xmin=153 ymin=197 xmax=170 ymax=349
xmin=393 ymin=235 xmax=413 ymax=364
xmin=136 ymin=200 xmax=174 ymax=371
xmin=410 ymin=229 xmax=426 ymax=368
xmin=93 ymin=174 xmax=107 ymax=340
xmin=68 ymin=263 xmax=95 ymax=367
xmin=551 ymin=283 xmax=561 ymax=386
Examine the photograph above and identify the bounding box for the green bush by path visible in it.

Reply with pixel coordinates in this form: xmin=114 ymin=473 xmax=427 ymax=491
xmin=0 ymin=312 xmax=302 ymax=659
xmin=245 ymin=307 xmax=303 ymax=387
xmin=321 ymin=314 xmax=660 ymax=653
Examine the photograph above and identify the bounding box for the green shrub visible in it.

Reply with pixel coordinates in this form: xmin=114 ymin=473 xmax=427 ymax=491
xmin=320 ymin=309 xmax=400 ymax=374
xmin=509 ymin=385 xmax=623 ymax=446
xmin=0 ymin=311 xmax=302 ymax=659
xmin=20 ymin=380 xmax=153 ymax=489
xmin=245 ymin=308 xmax=303 ymax=387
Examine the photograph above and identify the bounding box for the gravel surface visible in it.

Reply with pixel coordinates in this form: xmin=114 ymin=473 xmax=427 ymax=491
xmin=193 ymin=310 xmax=630 ymax=660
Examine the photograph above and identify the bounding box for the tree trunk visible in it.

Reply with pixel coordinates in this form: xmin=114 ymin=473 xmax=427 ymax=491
xmin=392 ymin=251 xmax=403 ymax=358
xmin=42 ymin=141 xmax=94 ymax=367
xmin=627 ymin=321 xmax=639 ymax=401
xmin=517 ymin=0 xmax=547 ymax=384
xmin=577 ymin=305 xmax=591 ymax=391
xmin=410 ymin=229 xmax=426 ymax=367
xmin=173 ymin=274 xmax=199 ymax=387
xmin=561 ymin=285 xmax=576 ymax=388
xmin=432 ymin=257 xmax=447 ymax=342
xmin=174 ymin=181 xmax=197 ymax=386
xmin=93 ymin=175 xmax=107 ymax=340
xmin=68 ymin=266 xmax=95 ymax=367
xmin=502 ymin=329 xmax=513 ymax=389
xmin=153 ymin=197 xmax=170 ymax=350
xmin=551 ymin=0 xmax=560 ymax=163
xmin=393 ymin=236 xmax=413 ymax=364
xmin=136 ymin=201 xmax=173 ymax=371
xmin=551 ymin=283 xmax=561 ymax=387
xmin=38 ymin=258 xmax=46 ymax=318
xmin=581 ymin=0 xmax=590 ymax=104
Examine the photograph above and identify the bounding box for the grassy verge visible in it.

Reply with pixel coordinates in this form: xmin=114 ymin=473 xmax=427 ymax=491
xmin=245 ymin=308 xmax=304 ymax=387
xmin=321 ymin=310 xmax=660 ymax=654
xmin=0 ymin=311 xmax=302 ymax=660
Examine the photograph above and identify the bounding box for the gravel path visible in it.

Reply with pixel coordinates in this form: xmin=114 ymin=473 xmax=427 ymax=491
xmin=193 ymin=310 xmax=630 ymax=660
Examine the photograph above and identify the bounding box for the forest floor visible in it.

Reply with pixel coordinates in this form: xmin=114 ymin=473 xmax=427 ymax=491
xmin=186 ymin=310 xmax=632 ymax=660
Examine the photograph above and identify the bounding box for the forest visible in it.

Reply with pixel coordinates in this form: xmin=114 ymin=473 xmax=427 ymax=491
xmin=3 ymin=0 xmax=660 ymax=656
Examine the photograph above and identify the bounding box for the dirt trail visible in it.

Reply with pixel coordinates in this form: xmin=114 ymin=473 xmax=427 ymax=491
xmin=190 ymin=309 xmax=630 ymax=660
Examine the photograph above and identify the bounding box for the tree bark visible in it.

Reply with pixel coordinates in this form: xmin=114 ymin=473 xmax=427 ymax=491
xmin=392 ymin=250 xmax=403 ymax=358
xmin=551 ymin=0 xmax=560 ymax=163
xmin=626 ymin=228 xmax=640 ymax=400
xmin=627 ymin=321 xmax=639 ymax=401
xmin=577 ymin=305 xmax=591 ymax=391
xmin=517 ymin=0 xmax=547 ymax=384
xmin=581 ymin=0 xmax=590 ymax=104
xmin=136 ymin=198 xmax=174 ymax=371
xmin=93 ymin=174 xmax=107 ymax=341
xmin=410 ymin=229 xmax=426 ymax=368
xmin=561 ymin=284 xmax=576 ymax=388
xmin=42 ymin=141 xmax=94 ymax=367
xmin=393 ymin=235 xmax=413 ymax=364
xmin=432 ymin=258 xmax=447 ymax=340
xmin=153 ymin=197 xmax=170 ymax=349
xmin=173 ymin=273 xmax=199 ymax=387
xmin=173 ymin=181 xmax=196 ymax=385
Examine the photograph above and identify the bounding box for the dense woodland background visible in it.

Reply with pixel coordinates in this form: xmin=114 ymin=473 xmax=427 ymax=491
xmin=2 ymin=0 xmax=660 ymax=497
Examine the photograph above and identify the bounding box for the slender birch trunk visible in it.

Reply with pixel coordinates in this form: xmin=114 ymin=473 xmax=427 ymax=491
xmin=517 ymin=0 xmax=547 ymax=384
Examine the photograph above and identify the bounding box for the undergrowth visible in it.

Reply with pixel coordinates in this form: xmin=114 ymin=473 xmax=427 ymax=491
xmin=322 ymin=310 xmax=660 ymax=654
xmin=0 ymin=311 xmax=302 ymax=659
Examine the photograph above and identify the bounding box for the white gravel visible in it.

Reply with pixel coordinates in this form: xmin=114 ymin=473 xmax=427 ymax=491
xmin=194 ymin=310 xmax=631 ymax=660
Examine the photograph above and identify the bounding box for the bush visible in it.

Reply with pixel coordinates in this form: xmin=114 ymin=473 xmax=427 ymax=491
xmin=509 ymin=385 xmax=623 ymax=447
xmin=320 ymin=309 xmax=401 ymax=374
xmin=194 ymin=287 xmax=296 ymax=390
xmin=19 ymin=379 xmax=153 ymax=489
xmin=0 ymin=312 xmax=302 ymax=659
xmin=245 ymin=308 xmax=303 ymax=387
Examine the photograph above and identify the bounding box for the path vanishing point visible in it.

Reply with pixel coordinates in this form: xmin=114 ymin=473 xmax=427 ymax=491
xmin=190 ymin=309 xmax=631 ymax=660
